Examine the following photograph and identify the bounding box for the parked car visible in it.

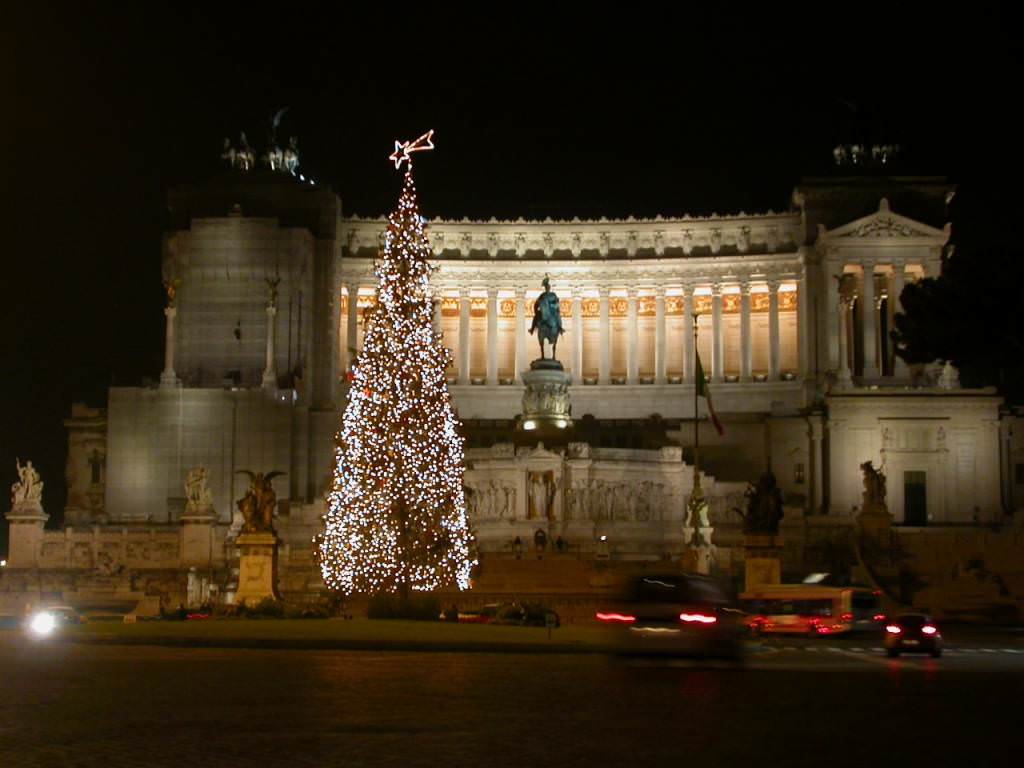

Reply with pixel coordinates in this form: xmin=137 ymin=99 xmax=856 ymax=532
xmin=884 ymin=613 xmax=943 ymax=658
xmin=596 ymin=572 xmax=745 ymax=659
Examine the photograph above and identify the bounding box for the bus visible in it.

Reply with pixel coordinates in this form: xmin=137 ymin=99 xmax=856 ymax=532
xmin=739 ymin=584 xmax=885 ymax=636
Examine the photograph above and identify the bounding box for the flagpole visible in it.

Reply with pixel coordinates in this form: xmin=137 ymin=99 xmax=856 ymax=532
xmin=692 ymin=311 xmax=701 ymax=504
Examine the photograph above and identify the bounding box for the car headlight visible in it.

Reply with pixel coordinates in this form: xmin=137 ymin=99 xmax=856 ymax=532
xmin=29 ymin=611 xmax=57 ymax=637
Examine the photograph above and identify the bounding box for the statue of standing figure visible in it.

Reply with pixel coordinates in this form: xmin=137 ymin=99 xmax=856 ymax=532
xmin=236 ymin=132 xmax=255 ymax=171
xmin=735 ymin=470 xmax=784 ymax=534
xmin=11 ymin=458 xmax=43 ymax=506
xmin=860 ymin=460 xmax=887 ymax=512
xmin=529 ymin=276 xmax=564 ymax=361
xmin=184 ymin=467 xmax=214 ymax=515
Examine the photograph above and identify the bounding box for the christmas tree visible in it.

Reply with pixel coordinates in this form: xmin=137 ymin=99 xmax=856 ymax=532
xmin=320 ymin=132 xmax=475 ymax=596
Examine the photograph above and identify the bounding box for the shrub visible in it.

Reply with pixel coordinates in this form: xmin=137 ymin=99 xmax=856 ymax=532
xmin=367 ymin=593 xmax=442 ymax=620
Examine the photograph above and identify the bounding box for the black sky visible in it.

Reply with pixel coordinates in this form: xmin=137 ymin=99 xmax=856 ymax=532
xmin=1 ymin=3 xmax=1020 ymax=543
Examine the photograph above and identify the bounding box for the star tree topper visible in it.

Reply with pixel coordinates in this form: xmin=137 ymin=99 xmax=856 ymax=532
xmin=389 ymin=129 xmax=435 ymax=169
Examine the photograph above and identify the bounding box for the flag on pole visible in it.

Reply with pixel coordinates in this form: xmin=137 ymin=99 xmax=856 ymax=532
xmin=694 ymin=351 xmax=724 ymax=436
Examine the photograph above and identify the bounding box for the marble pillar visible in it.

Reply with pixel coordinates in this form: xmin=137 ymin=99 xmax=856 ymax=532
xmin=711 ymin=285 xmax=724 ymax=383
xmin=572 ymin=291 xmax=584 ymax=382
xmin=682 ymin=288 xmax=694 ymax=382
xmin=890 ymin=264 xmax=907 ymax=378
xmin=626 ymin=289 xmax=639 ymax=384
xmin=458 ymin=289 xmax=471 ymax=385
xmin=768 ymin=281 xmax=781 ymax=381
xmin=740 ymin=283 xmax=752 ymax=382
xmin=486 ymin=288 xmax=498 ymax=385
xmin=861 ymin=263 xmax=878 ymax=379
xmin=346 ymin=284 xmax=359 ymax=369
xmin=261 ymin=303 xmax=278 ymax=390
xmin=515 ymin=288 xmax=528 ymax=382
xmin=654 ymin=288 xmax=667 ymax=384
xmin=598 ymin=288 xmax=611 ymax=384
xmin=160 ymin=306 xmax=179 ymax=388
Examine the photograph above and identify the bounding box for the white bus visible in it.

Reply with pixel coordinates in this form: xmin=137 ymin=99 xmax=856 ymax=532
xmin=740 ymin=584 xmax=885 ymax=636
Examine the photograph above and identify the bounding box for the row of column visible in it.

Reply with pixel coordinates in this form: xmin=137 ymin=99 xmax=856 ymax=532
xmin=345 ymin=282 xmax=790 ymax=386
xmin=832 ymin=261 xmax=909 ymax=382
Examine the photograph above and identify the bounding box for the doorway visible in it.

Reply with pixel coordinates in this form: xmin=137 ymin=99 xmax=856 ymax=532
xmin=903 ymin=471 xmax=927 ymax=526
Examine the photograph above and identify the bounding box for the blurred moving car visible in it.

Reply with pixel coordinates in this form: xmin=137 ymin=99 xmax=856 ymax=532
xmin=596 ymin=573 xmax=744 ymax=659
xmin=884 ymin=613 xmax=943 ymax=657
xmin=24 ymin=605 xmax=85 ymax=637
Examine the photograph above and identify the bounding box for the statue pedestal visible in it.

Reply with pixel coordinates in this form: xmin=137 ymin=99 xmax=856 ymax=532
xmin=5 ymin=501 xmax=48 ymax=569
xmin=743 ymin=534 xmax=784 ymax=591
xmin=180 ymin=508 xmax=216 ymax=568
xmin=519 ymin=360 xmax=572 ymax=432
xmin=682 ymin=526 xmax=715 ymax=574
xmin=234 ymin=532 xmax=280 ymax=606
xmin=857 ymin=504 xmax=894 ymax=548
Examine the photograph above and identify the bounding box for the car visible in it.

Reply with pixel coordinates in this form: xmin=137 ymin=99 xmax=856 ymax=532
xmin=884 ymin=613 xmax=943 ymax=658
xmin=24 ymin=605 xmax=85 ymax=637
xmin=596 ymin=572 xmax=745 ymax=660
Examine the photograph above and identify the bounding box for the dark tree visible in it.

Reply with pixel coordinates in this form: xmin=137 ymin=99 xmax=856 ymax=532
xmin=892 ymin=188 xmax=1024 ymax=402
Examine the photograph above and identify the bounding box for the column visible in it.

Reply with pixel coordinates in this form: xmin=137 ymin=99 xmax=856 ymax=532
xmin=486 ymin=288 xmax=498 ymax=385
xmin=160 ymin=305 xmax=179 ymax=388
xmin=739 ymin=282 xmax=752 ymax=382
xmin=654 ymin=287 xmax=667 ymax=384
xmin=797 ymin=265 xmax=809 ymax=380
xmin=711 ymin=285 xmax=724 ymax=383
xmin=626 ymin=288 xmax=639 ymax=384
xmin=860 ymin=262 xmax=878 ymax=379
xmin=810 ymin=415 xmax=824 ymax=514
xmin=826 ymin=259 xmax=840 ymax=373
xmin=572 ymin=289 xmax=584 ymax=382
xmin=431 ymin=294 xmax=442 ymax=337
xmin=682 ymin=286 xmax=694 ymax=382
xmin=768 ymin=280 xmax=781 ymax=381
xmin=890 ymin=263 xmax=907 ymax=378
xmin=262 ymin=303 xmax=278 ymax=390
xmin=837 ymin=296 xmax=852 ymax=387
xmin=598 ymin=287 xmax=611 ymax=384
xmin=458 ymin=288 xmax=471 ymax=385
xmin=514 ymin=287 xmax=528 ymax=381
xmin=346 ymin=283 xmax=359 ymax=369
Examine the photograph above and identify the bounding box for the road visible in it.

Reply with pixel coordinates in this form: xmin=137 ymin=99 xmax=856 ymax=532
xmin=1 ymin=633 xmax=1022 ymax=768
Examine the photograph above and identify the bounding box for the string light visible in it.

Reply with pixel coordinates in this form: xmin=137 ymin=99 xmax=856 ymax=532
xmin=388 ymin=129 xmax=436 ymax=169
xmin=320 ymin=141 xmax=474 ymax=595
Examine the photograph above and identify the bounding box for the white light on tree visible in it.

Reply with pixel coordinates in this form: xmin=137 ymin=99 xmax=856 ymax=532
xmin=319 ymin=132 xmax=475 ymax=595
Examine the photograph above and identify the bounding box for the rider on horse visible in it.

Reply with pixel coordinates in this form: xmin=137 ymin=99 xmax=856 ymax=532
xmin=529 ymin=276 xmax=564 ymax=360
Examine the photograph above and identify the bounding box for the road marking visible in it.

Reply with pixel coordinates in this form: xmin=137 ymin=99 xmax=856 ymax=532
xmin=850 ymin=647 xmax=864 ymax=652
xmin=871 ymin=647 xmax=883 ymax=653
xmin=784 ymin=647 xmax=797 ymax=652
xmin=1003 ymin=649 xmax=1022 ymax=654
xmin=980 ymin=648 xmax=997 ymax=653
xmin=960 ymin=648 xmax=978 ymax=653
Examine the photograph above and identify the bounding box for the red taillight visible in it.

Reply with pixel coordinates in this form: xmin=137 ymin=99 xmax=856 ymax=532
xmin=922 ymin=625 xmax=938 ymax=635
xmin=885 ymin=625 xmax=902 ymax=634
xmin=596 ymin=612 xmax=636 ymax=623
xmin=873 ymin=614 xmax=886 ymax=622
xmin=679 ymin=612 xmax=717 ymax=624
xmin=841 ymin=612 xmax=853 ymax=621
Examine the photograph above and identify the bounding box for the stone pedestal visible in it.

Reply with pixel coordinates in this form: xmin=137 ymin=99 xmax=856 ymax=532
xmin=743 ymin=534 xmax=784 ymax=591
xmin=857 ymin=504 xmax=894 ymax=548
xmin=519 ymin=360 xmax=572 ymax=432
xmin=180 ymin=509 xmax=216 ymax=568
xmin=682 ymin=527 xmax=715 ymax=574
xmin=234 ymin=532 xmax=280 ymax=605
xmin=5 ymin=501 xmax=48 ymax=568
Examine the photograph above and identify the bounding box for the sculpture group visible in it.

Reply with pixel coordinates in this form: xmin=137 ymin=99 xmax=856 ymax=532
xmin=221 ymin=111 xmax=300 ymax=176
xmin=236 ymin=470 xmax=284 ymax=534
xmin=736 ymin=470 xmax=784 ymax=534
xmin=11 ymin=458 xmax=43 ymax=507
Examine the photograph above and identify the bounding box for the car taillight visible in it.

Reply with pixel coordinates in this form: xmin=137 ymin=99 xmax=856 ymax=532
xmin=679 ymin=612 xmax=717 ymax=624
xmin=885 ymin=625 xmax=902 ymax=634
xmin=873 ymin=614 xmax=886 ymax=622
xmin=596 ymin=612 xmax=636 ymax=623
xmin=841 ymin=612 xmax=853 ymax=621
xmin=922 ymin=625 xmax=938 ymax=635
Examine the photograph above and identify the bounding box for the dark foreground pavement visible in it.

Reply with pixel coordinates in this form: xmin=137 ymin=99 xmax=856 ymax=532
xmin=1 ymin=635 xmax=1022 ymax=768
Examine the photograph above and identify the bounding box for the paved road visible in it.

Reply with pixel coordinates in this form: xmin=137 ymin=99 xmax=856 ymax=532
xmin=1 ymin=635 xmax=1022 ymax=768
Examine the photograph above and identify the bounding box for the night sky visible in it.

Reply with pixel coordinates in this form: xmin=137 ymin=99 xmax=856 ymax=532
xmin=2 ymin=3 xmax=1020 ymax=543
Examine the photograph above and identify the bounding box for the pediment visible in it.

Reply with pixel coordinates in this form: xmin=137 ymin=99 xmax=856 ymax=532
xmin=823 ymin=198 xmax=948 ymax=241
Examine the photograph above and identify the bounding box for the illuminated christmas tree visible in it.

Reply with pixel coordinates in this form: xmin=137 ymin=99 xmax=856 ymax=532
xmin=320 ymin=131 xmax=475 ymax=596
